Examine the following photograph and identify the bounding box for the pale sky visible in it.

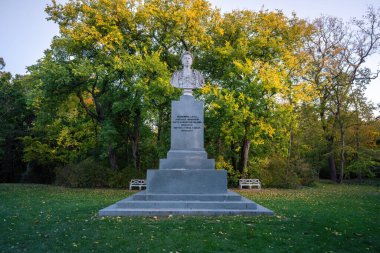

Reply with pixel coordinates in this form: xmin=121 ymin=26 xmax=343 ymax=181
xmin=0 ymin=0 xmax=379 ymax=108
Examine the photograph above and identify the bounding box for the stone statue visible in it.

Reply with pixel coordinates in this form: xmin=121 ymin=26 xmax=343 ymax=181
xmin=170 ymin=51 xmax=205 ymax=95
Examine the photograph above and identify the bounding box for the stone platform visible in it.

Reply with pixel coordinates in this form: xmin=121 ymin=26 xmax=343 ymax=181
xmin=99 ymin=190 xmax=273 ymax=216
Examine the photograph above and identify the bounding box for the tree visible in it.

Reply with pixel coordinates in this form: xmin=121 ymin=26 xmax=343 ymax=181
xmin=343 ymin=75 xmax=379 ymax=180
xmin=305 ymin=7 xmax=380 ymax=182
xmin=200 ymin=10 xmax=313 ymax=177
xmin=0 ymin=59 xmax=34 ymax=182
xmin=0 ymin=57 xmax=5 ymax=70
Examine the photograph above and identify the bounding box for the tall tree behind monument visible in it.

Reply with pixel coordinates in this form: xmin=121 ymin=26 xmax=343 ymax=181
xmin=305 ymin=7 xmax=380 ymax=183
xmin=198 ymin=10 xmax=314 ymax=180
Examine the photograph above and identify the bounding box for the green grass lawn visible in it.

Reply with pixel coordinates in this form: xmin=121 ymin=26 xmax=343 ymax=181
xmin=0 ymin=182 xmax=379 ymax=253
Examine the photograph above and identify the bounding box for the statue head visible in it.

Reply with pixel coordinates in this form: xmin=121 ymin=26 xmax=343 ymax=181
xmin=181 ymin=51 xmax=193 ymax=68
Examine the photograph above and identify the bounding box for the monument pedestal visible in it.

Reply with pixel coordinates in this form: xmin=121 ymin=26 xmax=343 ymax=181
xmin=99 ymin=95 xmax=273 ymax=216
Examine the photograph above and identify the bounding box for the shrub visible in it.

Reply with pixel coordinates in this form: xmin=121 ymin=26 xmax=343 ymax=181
xmin=55 ymin=158 xmax=112 ymax=188
xmin=344 ymin=157 xmax=379 ymax=180
xmin=55 ymin=158 xmax=147 ymax=188
xmin=293 ymin=158 xmax=317 ymax=186
xmin=108 ymin=168 xmax=146 ymax=188
xmin=215 ymin=156 xmax=241 ymax=187
xmin=251 ymin=155 xmax=316 ymax=188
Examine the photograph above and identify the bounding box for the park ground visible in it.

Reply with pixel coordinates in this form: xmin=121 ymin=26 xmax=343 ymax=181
xmin=0 ymin=181 xmax=379 ymax=253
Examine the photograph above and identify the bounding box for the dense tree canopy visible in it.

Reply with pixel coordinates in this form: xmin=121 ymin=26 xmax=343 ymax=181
xmin=0 ymin=0 xmax=379 ymax=187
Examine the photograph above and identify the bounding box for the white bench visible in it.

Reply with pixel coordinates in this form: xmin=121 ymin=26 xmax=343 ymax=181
xmin=239 ymin=179 xmax=261 ymax=189
xmin=129 ymin=179 xmax=147 ymax=190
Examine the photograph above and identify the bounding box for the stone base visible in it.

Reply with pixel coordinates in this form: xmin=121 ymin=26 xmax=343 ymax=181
xmin=99 ymin=168 xmax=274 ymax=217
xmin=147 ymin=169 xmax=226 ymax=194
xmin=159 ymin=158 xmax=215 ymax=170
xmin=99 ymin=190 xmax=274 ymax=216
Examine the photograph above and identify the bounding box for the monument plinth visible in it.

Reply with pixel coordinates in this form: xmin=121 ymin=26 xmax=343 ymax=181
xmin=99 ymin=52 xmax=273 ymax=216
xmin=159 ymin=95 xmax=215 ymax=170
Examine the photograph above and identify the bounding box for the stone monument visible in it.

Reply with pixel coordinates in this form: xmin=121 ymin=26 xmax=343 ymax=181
xmin=99 ymin=52 xmax=273 ymax=216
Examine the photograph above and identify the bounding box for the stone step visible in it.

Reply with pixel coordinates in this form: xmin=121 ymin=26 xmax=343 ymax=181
xmin=159 ymin=158 xmax=215 ymax=170
xmin=116 ymin=199 xmax=257 ymax=210
xmin=99 ymin=204 xmax=274 ymax=217
xmin=166 ymin=150 xmax=208 ymax=159
xmin=132 ymin=193 xmax=242 ymax=201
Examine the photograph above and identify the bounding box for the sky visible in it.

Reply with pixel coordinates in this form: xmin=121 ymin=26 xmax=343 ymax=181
xmin=0 ymin=0 xmax=379 ymax=108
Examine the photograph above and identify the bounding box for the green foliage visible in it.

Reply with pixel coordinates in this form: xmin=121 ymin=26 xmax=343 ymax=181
xmin=54 ymin=158 xmax=112 ymax=188
xmin=260 ymin=155 xmax=300 ymax=188
xmin=215 ymin=155 xmax=241 ymax=187
xmin=200 ymin=9 xmax=314 ymax=175
xmin=54 ymin=158 xmax=146 ymax=188
xmin=248 ymin=155 xmax=316 ymax=188
xmin=345 ymin=156 xmax=379 ymax=179
xmin=0 ymin=70 xmax=34 ymax=182
xmin=291 ymin=158 xmax=317 ymax=186
xmin=22 ymin=94 xmax=97 ymax=167
xmin=0 ymin=183 xmax=379 ymax=252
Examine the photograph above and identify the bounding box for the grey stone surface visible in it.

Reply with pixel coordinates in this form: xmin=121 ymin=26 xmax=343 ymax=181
xmin=116 ymin=199 xmax=257 ymax=209
xmin=99 ymin=201 xmax=273 ymax=217
xmin=99 ymin=190 xmax=273 ymax=216
xmin=131 ymin=191 xmax=243 ymax=201
xmin=170 ymin=95 xmax=205 ymax=152
xmin=159 ymin=158 xmax=214 ymax=170
xmin=146 ymin=169 xmax=227 ymax=194
xmin=166 ymin=150 xmax=207 ymax=159
xmin=99 ymin=90 xmax=274 ymax=217
xmin=99 ymin=189 xmax=274 ymax=216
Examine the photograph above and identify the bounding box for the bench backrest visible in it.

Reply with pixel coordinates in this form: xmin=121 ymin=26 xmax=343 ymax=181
xmin=239 ymin=179 xmax=260 ymax=184
xmin=130 ymin=179 xmax=146 ymax=185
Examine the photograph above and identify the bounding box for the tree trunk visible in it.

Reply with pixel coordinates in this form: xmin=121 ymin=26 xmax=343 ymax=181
xmin=77 ymin=91 xmax=118 ymax=170
xmin=131 ymin=137 xmax=140 ymax=172
xmin=328 ymin=154 xmax=337 ymax=182
xmin=131 ymin=109 xmax=141 ymax=172
xmin=157 ymin=110 xmax=162 ymax=142
xmin=108 ymin=145 xmax=118 ymax=170
xmin=230 ymin=142 xmax=238 ymax=171
xmin=354 ymin=106 xmax=362 ymax=182
xmin=288 ymin=129 xmax=293 ymax=161
xmin=217 ymin=138 xmax=222 ymax=157
xmin=337 ymin=124 xmax=345 ymax=183
xmin=320 ymin=100 xmax=337 ymax=182
xmin=238 ymin=138 xmax=251 ymax=174
xmin=326 ymin=136 xmax=337 ymax=182
xmin=357 ymin=122 xmax=362 ymax=182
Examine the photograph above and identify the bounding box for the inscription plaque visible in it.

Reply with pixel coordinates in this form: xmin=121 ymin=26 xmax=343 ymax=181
xmin=173 ymin=115 xmax=202 ymax=132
